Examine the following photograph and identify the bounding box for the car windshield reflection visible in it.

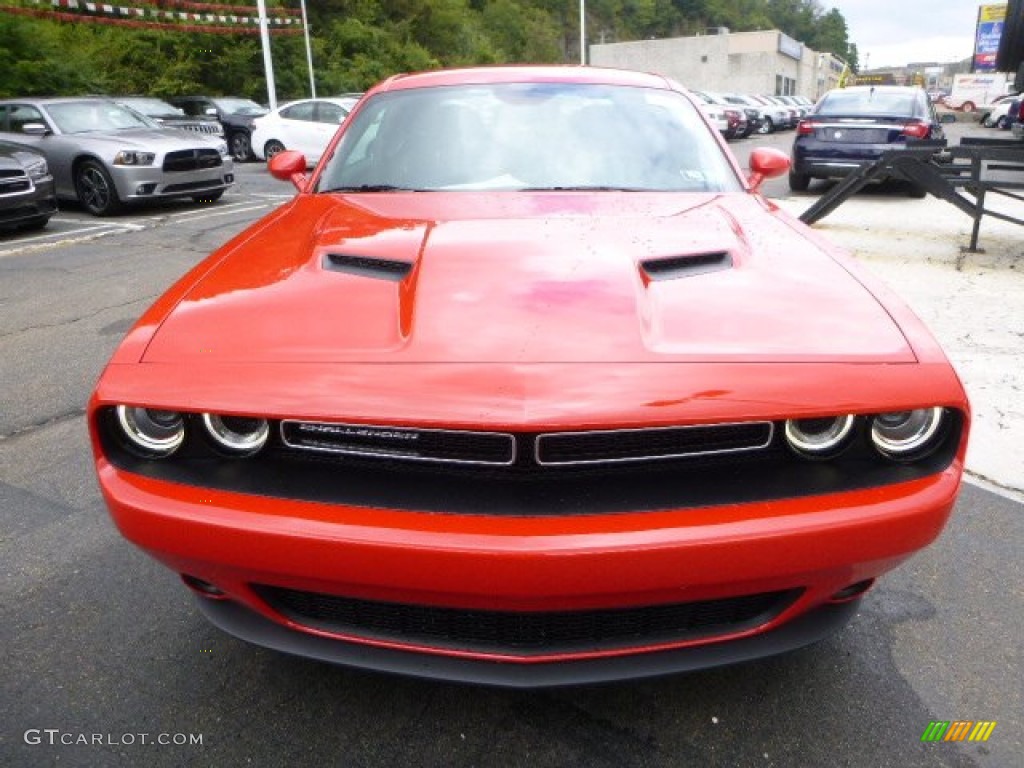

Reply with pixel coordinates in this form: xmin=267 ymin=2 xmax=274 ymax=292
xmin=46 ymin=101 xmax=153 ymax=133
xmin=318 ymin=82 xmax=742 ymax=193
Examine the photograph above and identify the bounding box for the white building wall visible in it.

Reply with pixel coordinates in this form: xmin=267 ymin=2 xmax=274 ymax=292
xmin=590 ymin=30 xmax=843 ymax=99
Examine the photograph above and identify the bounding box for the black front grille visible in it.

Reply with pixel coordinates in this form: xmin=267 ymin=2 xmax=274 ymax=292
xmin=163 ymin=149 xmax=223 ymax=172
xmin=0 ymin=177 xmax=31 ymax=195
xmin=281 ymin=421 xmax=515 ymax=465
xmin=254 ymin=585 xmax=802 ymax=655
xmin=536 ymin=422 xmax=772 ymax=465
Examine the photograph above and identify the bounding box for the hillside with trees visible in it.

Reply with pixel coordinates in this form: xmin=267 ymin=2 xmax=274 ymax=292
xmin=0 ymin=0 xmax=857 ymax=100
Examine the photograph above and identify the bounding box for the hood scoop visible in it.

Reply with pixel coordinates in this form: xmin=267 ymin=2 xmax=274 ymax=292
xmin=324 ymin=253 xmax=414 ymax=282
xmin=641 ymin=251 xmax=733 ymax=281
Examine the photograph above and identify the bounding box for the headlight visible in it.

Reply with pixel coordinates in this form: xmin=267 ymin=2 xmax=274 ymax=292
xmin=215 ymin=141 xmax=228 ymax=156
xmin=202 ymin=414 xmax=269 ymax=456
xmin=113 ymin=150 xmax=156 ymax=166
xmin=115 ymin=405 xmax=185 ymax=457
xmin=870 ymin=408 xmax=946 ymax=460
xmin=25 ymin=158 xmax=49 ymax=179
xmin=784 ymin=414 xmax=855 ymax=458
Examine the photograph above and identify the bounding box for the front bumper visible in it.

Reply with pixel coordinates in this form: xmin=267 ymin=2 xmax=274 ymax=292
xmin=97 ymin=455 xmax=963 ymax=682
xmin=0 ymin=175 xmax=57 ymax=226
xmin=110 ymin=160 xmax=234 ymax=202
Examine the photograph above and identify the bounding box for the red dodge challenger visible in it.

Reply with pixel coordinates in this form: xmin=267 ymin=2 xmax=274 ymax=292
xmin=89 ymin=66 xmax=970 ymax=686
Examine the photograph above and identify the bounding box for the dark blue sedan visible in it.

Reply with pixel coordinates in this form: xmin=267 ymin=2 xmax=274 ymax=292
xmin=789 ymin=86 xmax=944 ymax=194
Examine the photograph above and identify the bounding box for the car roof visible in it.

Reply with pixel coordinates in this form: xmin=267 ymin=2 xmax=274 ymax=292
xmin=373 ymin=66 xmax=675 ymax=93
xmin=0 ymin=96 xmax=117 ymax=105
xmin=840 ymin=85 xmax=923 ymax=93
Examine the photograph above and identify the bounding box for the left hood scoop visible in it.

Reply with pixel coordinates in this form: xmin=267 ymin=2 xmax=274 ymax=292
xmin=324 ymin=253 xmax=414 ymax=282
xmin=641 ymin=251 xmax=733 ymax=281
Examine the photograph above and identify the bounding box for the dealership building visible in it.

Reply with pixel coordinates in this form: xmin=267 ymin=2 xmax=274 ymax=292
xmin=589 ymin=29 xmax=847 ymax=99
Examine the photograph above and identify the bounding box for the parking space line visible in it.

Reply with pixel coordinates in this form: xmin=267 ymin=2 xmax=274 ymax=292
xmin=169 ymin=204 xmax=271 ymax=222
xmin=0 ymin=222 xmax=145 ymax=258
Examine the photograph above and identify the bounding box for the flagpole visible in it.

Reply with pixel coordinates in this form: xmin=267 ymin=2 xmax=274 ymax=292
xmin=255 ymin=0 xmax=277 ymax=109
xmin=579 ymin=0 xmax=586 ymax=65
xmin=299 ymin=0 xmax=316 ymax=98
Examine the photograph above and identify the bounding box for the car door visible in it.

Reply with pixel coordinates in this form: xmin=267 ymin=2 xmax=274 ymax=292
xmin=310 ymin=102 xmax=348 ymax=162
xmin=275 ymin=101 xmax=319 ymax=157
xmin=0 ymin=103 xmax=76 ymax=198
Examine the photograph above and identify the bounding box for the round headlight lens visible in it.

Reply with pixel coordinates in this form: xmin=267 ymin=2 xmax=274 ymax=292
xmin=784 ymin=414 xmax=856 ymax=458
xmin=201 ymin=414 xmax=269 ymax=456
xmin=870 ymin=408 xmax=945 ymax=459
xmin=115 ymin=405 xmax=185 ymax=457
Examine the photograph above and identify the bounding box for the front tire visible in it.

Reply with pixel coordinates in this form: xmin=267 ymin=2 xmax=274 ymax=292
xmin=996 ymin=115 xmax=1010 ymax=129
xmin=788 ymin=170 xmax=811 ymax=192
xmin=758 ymin=117 xmax=774 ymax=135
xmin=75 ymin=159 xmax=121 ymax=216
xmin=229 ymin=132 xmax=251 ymax=161
xmin=264 ymin=140 xmax=286 ymax=160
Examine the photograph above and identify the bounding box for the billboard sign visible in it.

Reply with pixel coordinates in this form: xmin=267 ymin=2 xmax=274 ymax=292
xmin=975 ymin=4 xmax=1008 ymax=71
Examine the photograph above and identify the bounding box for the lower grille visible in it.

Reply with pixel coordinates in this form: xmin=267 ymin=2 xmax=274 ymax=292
xmin=162 ymin=180 xmax=225 ymax=194
xmin=254 ymin=585 xmax=802 ymax=655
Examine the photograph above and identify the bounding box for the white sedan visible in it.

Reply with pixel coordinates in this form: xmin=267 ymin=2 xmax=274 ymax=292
xmin=251 ymin=97 xmax=359 ymax=164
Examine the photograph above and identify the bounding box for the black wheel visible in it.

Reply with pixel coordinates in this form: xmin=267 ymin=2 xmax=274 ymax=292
xmin=229 ymin=132 xmax=251 ymax=161
xmin=192 ymin=190 xmax=224 ymax=204
xmin=264 ymin=140 xmax=286 ymax=160
xmin=757 ymin=117 xmax=773 ymax=135
xmin=996 ymin=115 xmax=1010 ymax=129
xmin=75 ymin=159 xmax=121 ymax=216
xmin=788 ymin=170 xmax=811 ymax=192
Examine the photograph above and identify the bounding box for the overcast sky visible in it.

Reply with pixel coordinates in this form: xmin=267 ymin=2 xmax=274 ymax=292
xmin=829 ymin=1 xmax=994 ymax=68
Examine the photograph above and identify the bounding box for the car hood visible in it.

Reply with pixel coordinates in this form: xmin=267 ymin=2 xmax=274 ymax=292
xmin=58 ymin=128 xmax=217 ymax=152
xmin=0 ymin=140 xmax=44 ymax=168
xmin=141 ymin=192 xmax=915 ymax=365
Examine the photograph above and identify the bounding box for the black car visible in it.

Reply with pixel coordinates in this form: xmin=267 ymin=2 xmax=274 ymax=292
xmin=169 ymin=96 xmax=268 ymax=161
xmin=789 ymin=86 xmax=944 ymax=193
xmin=115 ymin=97 xmax=223 ymax=138
xmin=0 ymin=139 xmax=57 ymax=232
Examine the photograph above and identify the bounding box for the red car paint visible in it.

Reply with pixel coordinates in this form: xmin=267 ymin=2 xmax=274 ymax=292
xmin=88 ymin=66 xmax=970 ymax=685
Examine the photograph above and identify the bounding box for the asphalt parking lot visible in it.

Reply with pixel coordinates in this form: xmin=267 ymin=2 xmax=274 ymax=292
xmin=1 ymin=128 xmax=1020 ymax=768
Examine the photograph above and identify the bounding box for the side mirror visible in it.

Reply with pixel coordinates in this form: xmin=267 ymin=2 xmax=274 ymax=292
xmin=747 ymin=147 xmax=790 ymax=191
xmin=268 ymin=150 xmax=309 ymax=191
xmin=21 ymin=123 xmax=49 ymax=136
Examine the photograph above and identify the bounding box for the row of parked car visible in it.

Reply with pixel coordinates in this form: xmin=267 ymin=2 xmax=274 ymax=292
xmin=0 ymin=93 xmax=368 ymax=232
xmin=980 ymin=92 xmax=1024 ymax=133
xmin=693 ymin=92 xmax=814 ymax=140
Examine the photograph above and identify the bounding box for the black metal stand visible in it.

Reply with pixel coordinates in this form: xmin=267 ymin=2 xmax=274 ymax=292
xmin=798 ymin=138 xmax=1024 ymax=262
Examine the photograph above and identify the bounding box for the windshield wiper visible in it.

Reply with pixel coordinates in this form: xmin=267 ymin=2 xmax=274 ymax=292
xmin=323 ymin=184 xmax=418 ymax=193
xmin=518 ymin=185 xmax=648 ymax=192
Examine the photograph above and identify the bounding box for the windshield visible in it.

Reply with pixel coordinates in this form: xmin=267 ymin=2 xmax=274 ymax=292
xmin=46 ymin=101 xmax=152 ymax=133
xmin=214 ymin=98 xmax=268 ymax=115
xmin=817 ymin=89 xmax=920 ymax=117
xmin=318 ymin=82 xmax=742 ymax=193
xmin=120 ymin=98 xmax=185 ymax=117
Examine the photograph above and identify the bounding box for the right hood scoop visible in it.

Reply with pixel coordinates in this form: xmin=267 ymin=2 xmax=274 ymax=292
xmin=640 ymin=251 xmax=733 ymax=281
xmin=324 ymin=253 xmax=414 ymax=282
